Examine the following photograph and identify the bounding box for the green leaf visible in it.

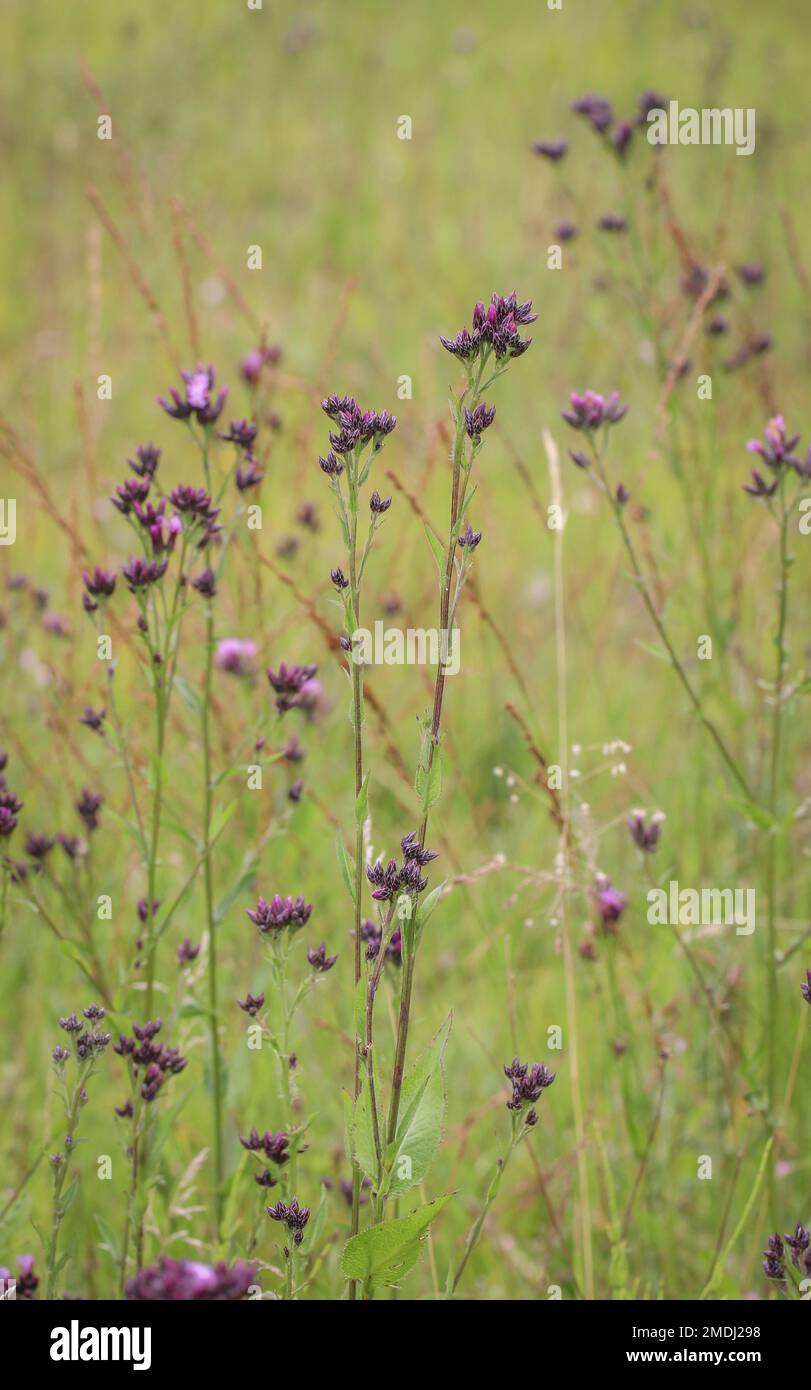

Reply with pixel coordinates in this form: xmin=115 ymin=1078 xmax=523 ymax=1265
xmin=415 ymin=747 xmax=442 ymax=813
xmin=728 ymin=797 xmax=775 ymax=831
xmin=339 ymin=1195 xmax=452 ymax=1289
xmin=355 ymin=773 xmax=370 ymax=827
xmin=209 ymin=799 xmax=238 ymax=844
xmin=386 ymin=1013 xmax=452 ymax=1196
xmin=174 ymin=674 xmax=202 ymax=716
xmin=634 ymin=639 xmax=671 ymax=665
xmin=214 ymin=865 xmax=257 ymax=925
xmin=424 ymin=524 xmax=446 ymax=579
xmin=336 ymin=833 xmax=355 ymax=902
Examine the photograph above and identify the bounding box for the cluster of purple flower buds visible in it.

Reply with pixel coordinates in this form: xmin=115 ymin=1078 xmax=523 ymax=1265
xmin=441 ymin=292 xmax=535 ymax=362
xmin=366 ymin=830 xmax=438 ymax=902
xmin=82 ymin=567 xmax=116 ymax=613
xmin=267 ymin=662 xmax=321 ymax=716
xmin=360 ymin=918 xmax=402 ymax=965
xmin=503 ymin=1057 xmax=555 ymax=1124
xmin=744 ymin=416 xmax=811 ymax=499
xmin=802 ymin=969 xmax=811 ymax=1007
xmin=240 ymin=1128 xmax=290 ymax=1166
xmin=307 ymin=943 xmax=337 ymax=972
xmin=126 ymin=1256 xmax=256 ymax=1301
xmin=0 ymin=785 xmax=22 ymax=839
xmin=267 ymin=1197 xmax=310 ymax=1246
xmin=159 ymin=364 xmax=228 ymax=426
xmin=562 ymin=390 xmax=628 ymax=433
xmin=627 ymin=810 xmax=663 ymax=853
xmin=247 ymin=894 xmax=313 ymax=935
xmin=320 ymin=396 xmax=397 ymax=456
xmin=114 ymin=1018 xmax=187 ymax=1102
xmin=75 ymin=788 xmax=103 ymax=834
xmin=238 ymin=991 xmax=265 ymax=1016
xmin=56 ymin=1005 xmax=112 ymax=1063
xmin=464 ymin=402 xmax=496 ymax=442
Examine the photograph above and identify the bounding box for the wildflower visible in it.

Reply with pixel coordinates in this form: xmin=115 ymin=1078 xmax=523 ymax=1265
xmin=596 ymin=876 xmax=627 ymax=927
xmin=235 ymin=456 xmax=264 ymax=490
xmin=288 ymin=780 xmax=304 ymax=803
xmin=127 ymin=1257 xmax=256 ymax=1301
xmin=554 ymin=221 xmax=578 ymax=242
xmin=597 ymin=213 xmax=627 ymax=233
xmin=177 ymin=938 xmax=200 ymax=965
xmin=612 ymin=120 xmax=633 ymax=157
xmin=370 ymin=490 xmax=392 ymax=514
xmin=0 ymin=1255 xmax=38 ymax=1299
xmin=237 ymin=992 xmax=265 ymax=1016
xmin=159 ymin=363 xmax=228 ymax=426
xmin=627 ymin=809 xmax=663 ymax=852
xmin=330 ymin=568 xmax=349 ymax=591
xmin=137 ymin=897 xmax=160 ymax=924
xmin=0 ymin=789 xmax=22 ymax=838
xmin=307 ymin=943 xmax=337 ymax=972
xmin=52 ymin=1045 xmax=71 ymax=1064
xmin=319 ymin=452 xmax=344 ymax=477
xmin=128 ymin=443 xmax=161 ymax=478
xmin=122 ymin=556 xmax=168 ymax=592
xmin=457 ymin=524 xmax=482 ymax=550
xmin=112 ymin=476 xmax=151 ymax=515
xmin=562 ymin=390 xmax=628 ymax=431
xmin=281 ymin=737 xmax=304 ymax=763
xmin=219 ymin=419 xmax=258 ymax=450
xmin=82 ymin=567 xmax=117 ymax=601
xmin=737 ymin=263 xmax=765 ymax=286
xmin=571 ymin=94 xmax=614 ymax=133
xmin=169 ymin=485 xmax=219 ymax=524
xmin=24 ymin=832 xmax=55 ymax=860
xmin=59 ymin=1014 xmax=83 ymax=1034
xmin=532 ymin=139 xmax=567 ymax=161
xmin=297 ymin=502 xmax=318 ymax=531
xmin=57 ymin=832 xmax=80 ymax=859
xmin=75 ymin=789 xmax=103 ymax=833
xmin=464 ymin=403 xmax=496 ymax=441
xmin=706 ymin=315 xmax=729 ymax=336
xmin=247 ymin=894 xmax=313 ymax=934
xmin=215 ymin=638 xmax=258 ymax=676
xmin=401 ymin=829 xmax=440 ymax=866
xmin=637 ymin=90 xmax=669 ymax=126
xmin=441 ymin=292 xmax=535 ymax=363
xmin=80 ymin=706 xmax=106 ymax=733
xmin=762 ymin=1234 xmax=785 ymax=1281
xmin=743 ymin=470 xmax=778 ymax=499
xmin=746 ymin=416 xmax=803 ymax=473
xmin=503 ymin=1057 xmax=556 ymax=1112
xmin=616 ymin=483 xmax=630 ymax=507
xmin=267 ymin=662 xmax=319 ymax=715
xmin=267 ymin=1198 xmax=310 ymax=1245
xmin=192 ymin=568 xmax=217 ymax=599
xmin=784 ymin=1223 xmax=810 ymax=1268
xmin=241 ymin=343 xmax=281 ymax=384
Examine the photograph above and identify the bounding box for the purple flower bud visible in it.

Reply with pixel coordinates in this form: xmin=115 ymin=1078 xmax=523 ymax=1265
xmin=571 ymin=93 xmax=614 ymax=133
xmin=457 ymin=524 xmax=482 ymax=550
xmin=237 ymin=992 xmax=265 ymax=1016
xmin=177 ymin=938 xmax=200 ymax=965
xmin=330 ymin=567 xmax=349 ymax=591
xmin=597 ymin=213 xmax=627 ymax=233
xmin=532 ymin=139 xmax=568 ymax=162
xmin=370 ymin=490 xmax=392 ymax=514
xmin=247 ymin=894 xmax=313 ymax=934
xmin=596 ymin=876 xmax=627 ymax=929
xmin=307 ymin=943 xmax=338 ymax=972
xmin=562 ymin=390 xmax=628 ymax=432
xmin=627 ymin=810 xmax=663 ymax=853
xmin=80 ymin=706 xmax=106 ymax=733
xmin=504 ymin=1057 xmax=556 ymax=1110
xmin=82 ymin=567 xmax=117 ymax=600
xmin=215 ymin=638 xmax=258 ymax=676
xmin=159 ymin=363 xmax=228 ymax=426
xmin=192 ymin=568 xmax=217 ymax=599
xmin=75 ymin=788 xmax=103 ymax=833
xmin=128 ymin=443 xmax=161 ymax=478
xmin=464 ymin=402 xmax=496 ymax=441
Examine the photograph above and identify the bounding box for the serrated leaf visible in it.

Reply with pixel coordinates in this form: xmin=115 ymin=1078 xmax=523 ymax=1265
xmin=339 ymin=1195 xmax=451 ymax=1288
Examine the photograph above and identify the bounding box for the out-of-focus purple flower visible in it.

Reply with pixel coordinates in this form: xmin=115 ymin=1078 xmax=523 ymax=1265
xmin=706 ymin=315 xmax=728 ymax=336
xmin=504 ymin=1057 xmax=556 ymax=1113
xmin=627 ymin=809 xmax=663 ymax=853
xmin=746 ymin=416 xmax=802 ymax=472
xmin=247 ymin=894 xmax=312 ymax=934
xmin=637 ymin=90 xmax=669 ymax=126
xmin=597 ymin=213 xmax=627 ymax=233
xmin=80 ymin=706 xmax=106 ymax=734
xmin=75 ymin=788 xmax=103 ymax=833
xmin=192 ymin=568 xmax=217 ymax=599
xmin=464 ymin=403 xmax=496 ymax=441
xmin=596 ymin=876 xmax=627 ymax=928
xmin=801 ymin=969 xmax=811 ymax=1006
xmin=112 ymin=476 xmax=151 ymax=515
xmin=128 ymin=443 xmax=161 ymax=478
xmin=288 ymin=779 xmax=304 ymax=804
xmin=267 ymin=662 xmax=319 ymax=715
xmin=612 ymin=120 xmax=633 ymax=157
xmin=159 ymin=364 xmax=228 ymax=426
xmin=57 ymin=832 xmax=80 ymax=859
xmin=24 ymin=832 xmax=55 ymax=860
xmin=554 ymin=221 xmax=578 ymax=242
xmin=137 ymin=897 xmax=160 ymax=925
xmin=82 ymin=567 xmax=117 ymax=601
xmin=177 ymin=938 xmax=200 ymax=965
xmin=737 ymin=263 xmax=765 ymax=287
xmin=307 ymin=943 xmax=337 ymax=972
xmin=0 ymin=789 xmax=22 ymax=839
xmin=441 ymin=293 xmax=535 ymax=364
xmin=237 ymin=992 xmax=265 ymax=1016
xmin=127 ymin=1256 xmax=256 ymax=1301
xmin=122 ymin=556 xmax=168 ymax=593
xmin=784 ymin=1223 xmax=810 ymax=1268
xmin=219 ymin=419 xmax=258 ymax=450
xmin=0 ymin=1254 xmax=38 ymax=1298
xmin=532 ymin=139 xmax=567 ymax=162
xmin=241 ymin=343 xmax=281 ymax=384
xmin=572 ymin=93 xmax=614 ymax=133
xmin=743 ymin=470 xmax=778 ymax=499
xmin=562 ymin=390 xmax=628 ymax=432
xmin=215 ymin=638 xmax=258 ymax=676
xmin=235 ymin=456 xmax=264 ymax=490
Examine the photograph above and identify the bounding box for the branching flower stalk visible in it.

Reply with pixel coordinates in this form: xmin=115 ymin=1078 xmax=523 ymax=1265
xmin=46 ymin=1007 xmax=111 ymax=1298
xmin=316 ymin=394 xmax=397 ymax=1291
xmin=385 ymin=294 xmax=536 ymax=1149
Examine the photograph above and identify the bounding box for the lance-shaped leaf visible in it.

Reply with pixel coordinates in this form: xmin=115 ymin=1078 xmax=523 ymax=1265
xmin=385 ymin=1013 xmax=451 ymax=1196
